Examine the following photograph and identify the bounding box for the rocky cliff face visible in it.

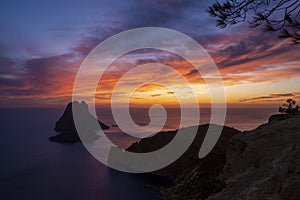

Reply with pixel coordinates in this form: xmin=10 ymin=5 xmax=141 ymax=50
xmin=126 ymin=124 xmax=240 ymax=199
xmin=50 ymin=101 xmax=109 ymax=142
xmin=161 ymin=114 xmax=300 ymax=200
xmin=207 ymin=114 xmax=300 ymax=200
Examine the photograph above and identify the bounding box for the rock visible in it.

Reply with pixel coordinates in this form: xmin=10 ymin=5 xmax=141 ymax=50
xmin=146 ymin=114 xmax=300 ymax=199
xmin=268 ymin=113 xmax=299 ymax=123
xmin=49 ymin=101 xmax=109 ymax=143
xmin=206 ymin=114 xmax=300 ymax=200
xmin=124 ymin=124 xmax=240 ymax=199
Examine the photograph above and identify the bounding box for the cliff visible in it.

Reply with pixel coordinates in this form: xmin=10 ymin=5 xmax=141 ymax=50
xmin=159 ymin=114 xmax=300 ymax=200
xmin=125 ymin=124 xmax=240 ymax=198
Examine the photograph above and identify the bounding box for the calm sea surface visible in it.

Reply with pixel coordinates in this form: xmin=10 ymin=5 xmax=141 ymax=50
xmin=0 ymin=107 xmax=278 ymax=199
xmin=97 ymin=107 xmax=278 ymax=148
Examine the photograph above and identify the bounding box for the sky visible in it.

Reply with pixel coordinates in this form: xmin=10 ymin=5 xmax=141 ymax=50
xmin=0 ymin=0 xmax=299 ymax=108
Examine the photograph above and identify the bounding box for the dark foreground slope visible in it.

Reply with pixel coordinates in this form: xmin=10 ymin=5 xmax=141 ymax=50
xmin=206 ymin=114 xmax=300 ymax=200
xmin=126 ymin=124 xmax=241 ymax=199
xmin=158 ymin=114 xmax=300 ymax=200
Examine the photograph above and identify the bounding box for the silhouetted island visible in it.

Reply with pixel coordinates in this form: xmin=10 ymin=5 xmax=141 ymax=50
xmin=49 ymin=101 xmax=109 ymax=143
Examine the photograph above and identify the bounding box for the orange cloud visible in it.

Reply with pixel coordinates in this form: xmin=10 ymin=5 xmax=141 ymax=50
xmin=1 ymin=30 xmax=300 ymax=108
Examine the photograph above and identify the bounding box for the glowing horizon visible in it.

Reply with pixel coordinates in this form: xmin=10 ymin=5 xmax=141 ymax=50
xmin=0 ymin=1 xmax=299 ymax=108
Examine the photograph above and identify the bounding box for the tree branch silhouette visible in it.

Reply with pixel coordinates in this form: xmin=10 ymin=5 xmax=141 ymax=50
xmin=208 ymin=0 xmax=300 ymax=44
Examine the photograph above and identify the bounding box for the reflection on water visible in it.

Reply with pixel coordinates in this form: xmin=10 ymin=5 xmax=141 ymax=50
xmin=98 ymin=107 xmax=278 ymax=148
xmin=0 ymin=108 xmax=165 ymax=200
xmin=0 ymin=107 xmax=278 ymax=199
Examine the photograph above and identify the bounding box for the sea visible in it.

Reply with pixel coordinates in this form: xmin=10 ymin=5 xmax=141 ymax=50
xmin=0 ymin=107 xmax=278 ymax=200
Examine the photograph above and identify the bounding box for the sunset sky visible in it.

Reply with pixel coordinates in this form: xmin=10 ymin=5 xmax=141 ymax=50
xmin=1 ymin=0 xmax=300 ymax=108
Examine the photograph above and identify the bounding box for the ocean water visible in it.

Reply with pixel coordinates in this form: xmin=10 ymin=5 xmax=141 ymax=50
xmin=0 ymin=107 xmax=278 ymax=199
xmin=0 ymin=108 xmax=167 ymax=200
xmin=97 ymin=107 xmax=278 ymax=148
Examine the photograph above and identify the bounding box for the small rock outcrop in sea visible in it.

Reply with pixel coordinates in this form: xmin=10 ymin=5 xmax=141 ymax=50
xmin=157 ymin=114 xmax=300 ymax=200
xmin=49 ymin=101 xmax=109 ymax=143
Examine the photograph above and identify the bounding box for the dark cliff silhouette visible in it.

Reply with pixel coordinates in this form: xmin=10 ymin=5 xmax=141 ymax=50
xmin=132 ymin=114 xmax=300 ymax=199
xmin=109 ymin=124 xmax=240 ymax=199
xmin=50 ymin=101 xmax=109 ymax=142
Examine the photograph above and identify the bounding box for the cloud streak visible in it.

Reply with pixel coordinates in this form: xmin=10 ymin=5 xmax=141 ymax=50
xmin=239 ymin=93 xmax=297 ymax=102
